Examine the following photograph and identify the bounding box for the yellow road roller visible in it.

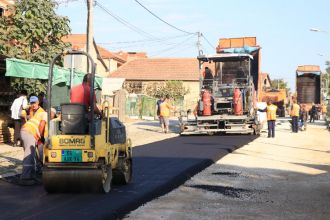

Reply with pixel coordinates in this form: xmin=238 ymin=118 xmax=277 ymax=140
xmin=42 ymin=51 xmax=132 ymax=193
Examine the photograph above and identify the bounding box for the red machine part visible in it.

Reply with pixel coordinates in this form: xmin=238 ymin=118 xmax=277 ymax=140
xmin=233 ymin=88 xmax=243 ymax=115
xmin=202 ymin=90 xmax=212 ymax=116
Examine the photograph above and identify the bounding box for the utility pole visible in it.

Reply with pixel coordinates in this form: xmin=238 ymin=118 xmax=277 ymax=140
xmin=86 ymin=0 xmax=95 ymax=72
xmin=197 ymin=32 xmax=203 ymax=56
xmin=197 ymin=32 xmax=203 ymax=91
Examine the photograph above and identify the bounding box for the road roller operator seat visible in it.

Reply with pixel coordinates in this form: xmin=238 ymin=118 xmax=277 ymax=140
xmin=60 ymin=103 xmax=102 ymax=135
xmin=61 ymin=103 xmax=88 ymax=134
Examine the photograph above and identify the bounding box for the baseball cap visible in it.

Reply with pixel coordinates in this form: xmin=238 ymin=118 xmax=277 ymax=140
xmin=29 ymin=96 xmax=39 ymax=103
xmin=51 ymin=108 xmax=56 ymax=114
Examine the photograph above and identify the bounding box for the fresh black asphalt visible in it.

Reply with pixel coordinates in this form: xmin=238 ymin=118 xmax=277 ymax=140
xmin=0 ymin=135 xmax=257 ymax=220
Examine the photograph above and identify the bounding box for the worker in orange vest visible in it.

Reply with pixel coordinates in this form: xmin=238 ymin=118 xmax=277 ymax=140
xmin=290 ymin=100 xmax=300 ymax=133
xmin=258 ymin=100 xmax=277 ymax=138
xmin=19 ymin=96 xmax=47 ymax=185
xmin=322 ymin=104 xmax=327 ymax=120
xmin=159 ymin=95 xmax=175 ymax=133
xmin=266 ymin=100 xmax=278 ymax=138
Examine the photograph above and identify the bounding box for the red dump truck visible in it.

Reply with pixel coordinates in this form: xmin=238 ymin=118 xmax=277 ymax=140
xmin=296 ymin=65 xmax=321 ymax=107
xmin=179 ymin=37 xmax=262 ymax=135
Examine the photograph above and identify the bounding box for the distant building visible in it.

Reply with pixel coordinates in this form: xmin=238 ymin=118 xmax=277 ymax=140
xmin=260 ymin=72 xmax=272 ymax=91
xmin=109 ymin=58 xmax=213 ymax=110
xmin=62 ymin=34 xmax=114 ymax=77
xmin=62 ymin=34 xmax=148 ymax=77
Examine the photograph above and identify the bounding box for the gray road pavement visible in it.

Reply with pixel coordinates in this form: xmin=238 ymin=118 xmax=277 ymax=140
xmin=125 ymin=119 xmax=330 ymax=220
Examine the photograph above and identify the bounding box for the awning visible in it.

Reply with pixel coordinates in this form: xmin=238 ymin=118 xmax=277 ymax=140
xmin=198 ymin=53 xmax=253 ymax=62
xmin=222 ymin=46 xmax=259 ymax=54
xmin=296 ymin=71 xmax=321 ymax=76
xmin=5 ymin=58 xmax=103 ymax=89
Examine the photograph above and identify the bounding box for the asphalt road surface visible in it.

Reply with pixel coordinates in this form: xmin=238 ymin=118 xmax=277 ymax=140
xmin=0 ymin=135 xmax=256 ymax=220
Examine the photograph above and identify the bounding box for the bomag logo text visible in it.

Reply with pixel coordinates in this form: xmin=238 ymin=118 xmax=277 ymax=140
xmin=59 ymin=138 xmax=85 ymax=145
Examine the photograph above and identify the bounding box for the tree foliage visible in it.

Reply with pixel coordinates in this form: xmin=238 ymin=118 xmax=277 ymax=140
xmin=271 ymin=79 xmax=289 ymax=91
xmin=0 ymin=0 xmax=71 ymax=63
xmin=144 ymin=81 xmax=189 ymax=100
xmin=323 ymin=61 xmax=330 ymax=97
xmin=0 ymin=0 xmax=71 ymax=94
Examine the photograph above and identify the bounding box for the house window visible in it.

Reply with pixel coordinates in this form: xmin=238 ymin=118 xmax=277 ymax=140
xmin=264 ymin=79 xmax=267 ymax=85
xmin=0 ymin=7 xmax=4 ymax=17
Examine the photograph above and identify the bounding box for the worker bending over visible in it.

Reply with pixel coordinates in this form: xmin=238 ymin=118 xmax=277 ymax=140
xmin=19 ymin=96 xmax=45 ymax=185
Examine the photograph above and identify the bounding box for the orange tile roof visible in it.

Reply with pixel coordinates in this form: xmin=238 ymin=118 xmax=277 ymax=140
xmin=115 ymin=51 xmax=148 ymax=61
xmin=97 ymin=46 xmax=126 ymax=63
xmin=62 ymin=34 xmax=86 ymax=50
xmin=62 ymin=34 xmax=126 ymax=63
xmin=109 ymin=58 xmax=214 ymax=81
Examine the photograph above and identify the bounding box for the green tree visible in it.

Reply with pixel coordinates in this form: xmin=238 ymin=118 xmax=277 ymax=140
xmin=0 ymin=0 xmax=71 ymax=63
xmin=323 ymin=61 xmax=330 ymax=97
xmin=145 ymin=80 xmax=189 ymax=100
xmin=0 ymin=0 xmax=71 ymax=94
xmin=271 ymin=79 xmax=289 ymax=91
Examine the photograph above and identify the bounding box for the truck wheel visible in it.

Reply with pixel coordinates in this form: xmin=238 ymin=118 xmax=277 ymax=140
xmin=113 ymin=158 xmax=132 ymax=185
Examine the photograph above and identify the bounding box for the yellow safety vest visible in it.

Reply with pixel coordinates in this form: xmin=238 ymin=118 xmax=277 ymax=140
xmin=322 ymin=105 xmax=327 ymax=113
xmin=22 ymin=107 xmax=45 ymax=140
xmin=160 ymin=101 xmax=172 ymax=117
xmin=266 ymin=104 xmax=277 ymax=121
xmin=291 ymin=104 xmax=300 ymax=117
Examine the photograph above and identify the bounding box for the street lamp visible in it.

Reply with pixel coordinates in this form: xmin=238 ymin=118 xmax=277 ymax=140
xmin=310 ymin=28 xmax=329 ymax=34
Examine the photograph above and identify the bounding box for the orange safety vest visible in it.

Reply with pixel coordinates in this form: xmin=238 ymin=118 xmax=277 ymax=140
xmin=160 ymin=101 xmax=172 ymax=117
xmin=22 ymin=107 xmax=46 ymax=141
xmin=322 ymin=105 xmax=327 ymax=113
xmin=291 ymin=104 xmax=300 ymax=117
xmin=266 ymin=104 xmax=277 ymax=121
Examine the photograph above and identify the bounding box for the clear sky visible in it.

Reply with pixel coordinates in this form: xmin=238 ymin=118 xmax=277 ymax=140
xmin=57 ymin=0 xmax=330 ymax=90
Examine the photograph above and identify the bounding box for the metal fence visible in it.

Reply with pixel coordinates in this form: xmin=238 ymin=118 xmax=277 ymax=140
xmin=126 ymin=94 xmax=156 ymax=119
xmin=126 ymin=94 xmax=184 ymax=119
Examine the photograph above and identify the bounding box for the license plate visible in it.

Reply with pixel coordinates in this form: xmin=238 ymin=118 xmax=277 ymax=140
xmin=61 ymin=150 xmax=82 ymax=162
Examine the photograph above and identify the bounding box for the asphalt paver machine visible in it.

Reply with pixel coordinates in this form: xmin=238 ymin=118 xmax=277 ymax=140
xmin=179 ymin=53 xmax=261 ymax=135
xmin=42 ymin=50 xmax=132 ymax=193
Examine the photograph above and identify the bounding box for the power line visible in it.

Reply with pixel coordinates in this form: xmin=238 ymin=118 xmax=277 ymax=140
xmin=201 ymin=33 xmax=215 ymax=51
xmin=150 ymin=34 xmax=195 ymax=57
xmin=133 ymin=0 xmax=195 ymax=35
xmin=104 ymin=36 xmax=194 ymax=50
xmin=161 ymin=43 xmax=196 ymax=57
xmin=55 ymin=0 xmax=80 ymax=5
xmin=95 ymin=1 xmax=158 ymax=40
xmin=97 ymin=33 xmax=193 ymax=45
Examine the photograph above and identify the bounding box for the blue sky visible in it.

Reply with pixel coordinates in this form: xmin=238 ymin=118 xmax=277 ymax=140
xmin=57 ymin=0 xmax=330 ymax=90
